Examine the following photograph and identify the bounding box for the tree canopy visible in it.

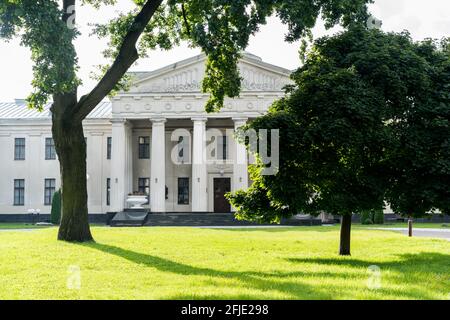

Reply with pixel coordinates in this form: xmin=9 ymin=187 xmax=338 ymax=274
xmin=1 ymin=0 xmax=372 ymax=112
xmin=228 ymin=27 xmax=450 ymax=254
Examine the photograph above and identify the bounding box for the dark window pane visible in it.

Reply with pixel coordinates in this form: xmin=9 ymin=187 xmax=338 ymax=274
xmin=44 ymin=179 xmax=56 ymax=205
xmin=106 ymin=178 xmax=111 ymax=206
xmin=107 ymin=137 xmax=112 ymax=159
xmin=222 ymin=135 xmax=228 ymax=160
xmin=138 ymin=178 xmax=150 ymax=204
xmin=178 ymin=178 xmax=189 ymax=205
xmin=14 ymin=179 xmax=25 ymax=206
xmin=138 ymin=136 xmax=150 ymax=159
xmin=45 ymin=138 xmax=56 ymax=160
xmin=14 ymin=138 xmax=25 ymax=160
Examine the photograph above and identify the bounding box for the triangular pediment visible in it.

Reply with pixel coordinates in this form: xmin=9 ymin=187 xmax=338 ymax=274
xmin=127 ymin=52 xmax=292 ymax=94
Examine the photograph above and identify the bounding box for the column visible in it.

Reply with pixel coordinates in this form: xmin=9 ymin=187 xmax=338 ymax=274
xmin=191 ymin=117 xmax=208 ymax=212
xmin=110 ymin=118 xmax=130 ymax=212
xmin=124 ymin=122 xmax=134 ymax=200
xmin=150 ymin=117 xmax=166 ymax=212
xmin=232 ymin=117 xmax=248 ymax=192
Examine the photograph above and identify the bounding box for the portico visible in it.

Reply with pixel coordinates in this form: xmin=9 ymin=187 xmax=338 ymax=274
xmin=108 ymin=52 xmax=291 ymax=214
xmin=109 ymin=116 xmax=253 ymax=213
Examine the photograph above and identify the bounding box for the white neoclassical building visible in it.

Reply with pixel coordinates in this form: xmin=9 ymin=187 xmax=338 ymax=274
xmin=0 ymin=52 xmax=292 ymax=221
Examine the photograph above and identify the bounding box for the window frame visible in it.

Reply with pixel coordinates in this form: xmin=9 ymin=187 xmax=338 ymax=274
xmin=14 ymin=179 xmax=25 ymax=206
xmin=138 ymin=136 xmax=150 ymax=159
xmin=138 ymin=177 xmax=150 ymax=204
xmin=217 ymin=135 xmax=228 ymax=160
xmin=106 ymin=178 xmax=111 ymax=206
xmin=107 ymin=137 xmax=112 ymax=160
xmin=177 ymin=177 xmax=189 ymax=205
xmin=14 ymin=138 xmax=26 ymax=160
xmin=44 ymin=178 xmax=56 ymax=206
xmin=138 ymin=177 xmax=150 ymax=195
xmin=45 ymin=137 xmax=56 ymax=160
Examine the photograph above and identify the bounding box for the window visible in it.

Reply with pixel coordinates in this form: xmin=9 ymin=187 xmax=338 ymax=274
xmin=14 ymin=138 xmax=25 ymax=160
xmin=138 ymin=178 xmax=150 ymax=204
xmin=45 ymin=138 xmax=56 ymax=160
xmin=44 ymin=179 xmax=56 ymax=205
xmin=178 ymin=178 xmax=189 ymax=205
xmin=138 ymin=136 xmax=150 ymax=159
xmin=178 ymin=136 xmax=190 ymax=163
xmin=106 ymin=178 xmax=111 ymax=206
xmin=138 ymin=178 xmax=150 ymax=194
xmin=217 ymin=135 xmax=228 ymax=160
xmin=14 ymin=179 xmax=25 ymax=206
xmin=107 ymin=137 xmax=112 ymax=159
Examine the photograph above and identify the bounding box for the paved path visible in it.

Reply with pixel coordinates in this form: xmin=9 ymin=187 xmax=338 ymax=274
xmin=371 ymin=228 xmax=450 ymax=240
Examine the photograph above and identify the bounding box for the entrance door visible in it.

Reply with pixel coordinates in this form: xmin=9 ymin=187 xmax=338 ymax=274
xmin=213 ymin=178 xmax=231 ymax=213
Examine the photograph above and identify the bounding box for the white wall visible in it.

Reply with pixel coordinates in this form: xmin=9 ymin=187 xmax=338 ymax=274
xmin=0 ymin=119 xmax=111 ymax=215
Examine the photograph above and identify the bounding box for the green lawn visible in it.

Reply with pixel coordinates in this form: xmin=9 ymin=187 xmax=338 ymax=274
xmin=0 ymin=226 xmax=448 ymax=300
xmin=0 ymin=223 xmax=53 ymax=229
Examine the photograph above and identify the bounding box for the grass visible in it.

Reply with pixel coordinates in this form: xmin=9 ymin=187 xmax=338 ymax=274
xmin=0 ymin=226 xmax=448 ymax=300
xmin=0 ymin=223 xmax=53 ymax=229
xmin=0 ymin=223 xmax=106 ymax=230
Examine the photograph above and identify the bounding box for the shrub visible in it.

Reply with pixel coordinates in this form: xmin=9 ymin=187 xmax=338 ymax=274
xmin=373 ymin=208 xmax=384 ymax=224
xmin=50 ymin=189 xmax=61 ymax=225
xmin=360 ymin=208 xmax=384 ymax=225
xmin=360 ymin=210 xmax=373 ymax=225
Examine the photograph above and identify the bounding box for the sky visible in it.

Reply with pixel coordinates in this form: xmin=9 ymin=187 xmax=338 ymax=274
xmin=0 ymin=0 xmax=449 ymax=102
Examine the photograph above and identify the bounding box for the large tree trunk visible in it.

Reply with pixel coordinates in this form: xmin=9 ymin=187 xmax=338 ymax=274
xmin=339 ymin=214 xmax=352 ymax=256
xmin=52 ymin=96 xmax=93 ymax=242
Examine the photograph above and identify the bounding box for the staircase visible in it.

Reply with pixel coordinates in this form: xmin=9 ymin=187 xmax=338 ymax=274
xmin=110 ymin=212 xmax=322 ymax=227
xmin=144 ymin=213 xmax=322 ymax=227
xmin=110 ymin=209 xmax=148 ymax=227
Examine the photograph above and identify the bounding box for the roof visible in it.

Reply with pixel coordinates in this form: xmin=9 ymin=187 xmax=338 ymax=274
xmin=0 ymin=101 xmax=112 ymax=120
xmin=0 ymin=52 xmax=291 ymax=120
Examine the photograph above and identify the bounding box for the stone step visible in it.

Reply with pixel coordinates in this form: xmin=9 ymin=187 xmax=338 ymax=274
xmin=110 ymin=212 xmax=322 ymax=227
xmin=110 ymin=211 xmax=149 ymax=227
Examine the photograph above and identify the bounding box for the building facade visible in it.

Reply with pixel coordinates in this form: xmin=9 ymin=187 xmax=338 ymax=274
xmin=0 ymin=53 xmax=291 ymax=218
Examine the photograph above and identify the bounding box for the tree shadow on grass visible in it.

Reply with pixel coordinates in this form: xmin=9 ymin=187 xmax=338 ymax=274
xmin=286 ymin=252 xmax=450 ymax=299
xmin=79 ymin=242 xmax=441 ymax=299
xmin=286 ymin=252 xmax=450 ymax=269
xmin=81 ymin=242 xmax=335 ymax=299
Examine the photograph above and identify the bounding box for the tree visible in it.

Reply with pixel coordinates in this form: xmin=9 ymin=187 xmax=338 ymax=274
xmin=50 ymin=189 xmax=62 ymax=225
xmin=0 ymin=0 xmax=371 ymax=241
xmin=384 ymin=38 xmax=450 ymax=236
xmin=228 ymin=27 xmax=450 ymax=255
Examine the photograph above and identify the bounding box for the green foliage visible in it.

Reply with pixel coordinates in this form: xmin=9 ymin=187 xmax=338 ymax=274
xmin=0 ymin=0 xmax=80 ymax=110
xmin=91 ymin=0 xmax=372 ymax=112
xmin=360 ymin=208 xmax=384 ymax=225
xmin=360 ymin=211 xmax=373 ymax=225
xmin=373 ymin=209 xmax=384 ymax=224
xmin=228 ymin=27 xmax=450 ymax=224
xmin=1 ymin=0 xmax=372 ymax=111
xmin=383 ymin=37 xmax=450 ymax=218
xmin=50 ymin=189 xmax=61 ymax=225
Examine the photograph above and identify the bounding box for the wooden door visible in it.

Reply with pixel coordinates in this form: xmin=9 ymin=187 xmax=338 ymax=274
xmin=213 ymin=178 xmax=231 ymax=213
